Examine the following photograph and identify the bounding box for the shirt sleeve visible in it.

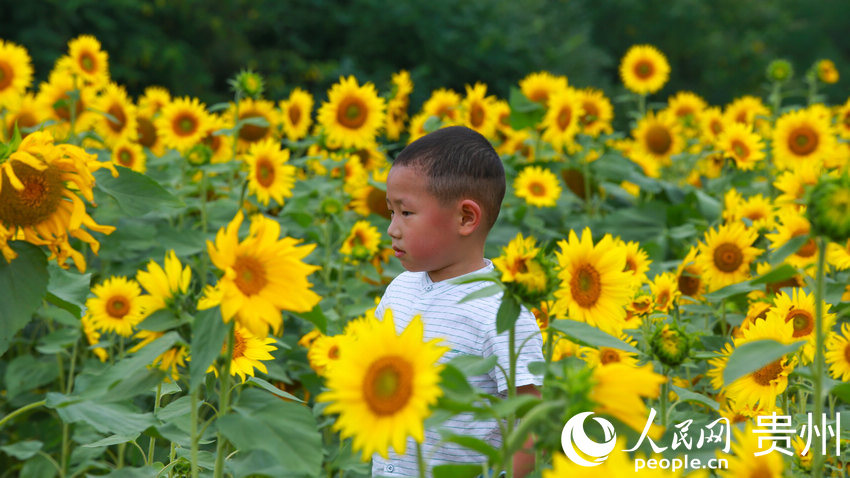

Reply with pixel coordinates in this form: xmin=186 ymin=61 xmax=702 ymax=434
xmin=482 ymin=305 xmax=544 ymax=395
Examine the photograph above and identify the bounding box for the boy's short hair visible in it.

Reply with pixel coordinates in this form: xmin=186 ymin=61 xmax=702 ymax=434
xmin=393 ymin=126 xmax=505 ymax=230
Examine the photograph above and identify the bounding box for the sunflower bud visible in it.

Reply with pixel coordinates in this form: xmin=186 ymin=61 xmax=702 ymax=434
xmin=807 ymin=173 xmax=850 ymax=242
xmin=320 ymin=196 xmax=343 ymax=216
xmin=815 ymin=59 xmax=839 ymax=84
xmin=230 ymin=69 xmax=265 ymax=99
xmin=766 ymin=59 xmax=793 ymax=83
xmin=185 ymin=143 xmax=212 ymax=166
xmin=650 ymin=323 xmax=691 ymax=368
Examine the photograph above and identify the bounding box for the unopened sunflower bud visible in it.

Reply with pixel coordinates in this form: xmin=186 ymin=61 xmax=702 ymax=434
xmin=807 ymin=173 xmax=850 ymax=242
xmin=230 ymin=69 xmax=265 ymax=99
xmin=650 ymin=323 xmax=691 ymax=368
xmin=766 ymin=59 xmax=793 ymax=83
xmin=320 ymin=197 xmax=343 ymax=216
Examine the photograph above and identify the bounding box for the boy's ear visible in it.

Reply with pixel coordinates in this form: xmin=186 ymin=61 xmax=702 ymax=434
xmin=457 ymin=199 xmax=482 ymax=236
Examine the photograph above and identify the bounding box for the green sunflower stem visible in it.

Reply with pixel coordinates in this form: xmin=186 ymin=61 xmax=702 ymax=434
xmin=190 ymin=380 xmax=200 ymax=478
xmin=582 ymin=154 xmax=593 ymax=218
xmin=638 ymin=93 xmax=647 ymax=119
xmin=148 ymin=382 xmax=162 ymax=465
xmin=416 ymin=441 xmax=426 ymax=478
xmin=505 ymin=324 xmax=518 ymax=478
xmin=213 ymin=322 xmax=236 ymax=478
xmin=812 ymin=237 xmax=827 ymax=478
xmin=0 ymin=399 xmax=46 ymax=429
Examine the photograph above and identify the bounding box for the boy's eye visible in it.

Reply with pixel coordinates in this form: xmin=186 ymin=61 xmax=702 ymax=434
xmin=401 ymin=211 xmax=412 ymax=216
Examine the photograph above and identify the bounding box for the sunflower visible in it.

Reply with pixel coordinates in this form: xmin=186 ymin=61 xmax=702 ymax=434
xmin=209 ymin=325 xmax=277 ymax=383
xmin=580 ymin=332 xmax=639 ymax=367
xmin=696 ymin=221 xmax=762 ymax=291
xmin=136 ymin=250 xmax=192 ymax=316
xmin=279 ymin=88 xmax=314 ymax=142
xmin=81 ymin=313 xmax=108 ymax=362
xmin=835 ymin=98 xmax=850 ymax=140
xmin=649 ymin=272 xmax=679 ymax=313
xmin=86 ymin=276 xmax=145 ymax=337
xmin=307 ymin=333 xmax=349 ymax=375
xmin=765 ymin=207 xmax=817 ymax=270
xmin=737 ymin=300 xmax=772 ymax=336
xmin=421 ymin=88 xmax=461 ymax=121
xmin=543 ymin=438 xmax=637 ymax=477
xmin=575 ymin=87 xmax=613 ymax=137
xmin=35 ymin=71 xmax=97 ymax=137
xmin=772 ymin=108 xmax=836 ymax=170
xmin=676 ymin=246 xmax=705 ymax=301
xmin=0 ymin=131 xmax=116 ymax=272
xmin=720 ymin=311 xmax=796 ymax=409
xmin=541 ymin=87 xmax=583 ymax=152
xmin=229 ymin=97 xmax=279 ymax=152
xmin=110 ymin=139 xmax=146 ymax=173
xmin=513 ymin=165 xmax=561 ymax=207
xmin=630 ymin=110 xmax=684 ymax=167
xmin=349 ymin=168 xmax=391 ymax=219
xmin=699 ymin=106 xmax=726 ymax=145
xmin=384 ymin=70 xmax=413 ymax=141
xmin=156 ymin=96 xmax=212 ymax=153
xmin=243 ymin=138 xmax=296 ymax=207
xmin=590 ymin=363 xmax=666 ymax=437
xmin=519 ymin=71 xmax=568 ymax=106
xmin=717 ymin=422 xmax=785 ymax=478
xmin=2 ymin=93 xmax=45 ymax=142
xmin=765 ymin=288 xmax=835 ymax=365
xmin=774 ymin=161 xmax=822 ymax=209
xmin=619 ymin=44 xmax=670 ymax=95
xmin=205 ymin=211 xmax=321 ymax=337
xmin=66 ymin=35 xmax=109 ymax=88
xmin=136 ymin=86 xmax=171 ymax=117
xmin=406 ymin=112 xmax=431 ymax=143
xmin=318 ymin=76 xmax=385 ymax=150
xmin=492 ymin=233 xmax=549 ymax=299
xmin=619 ymin=239 xmax=651 ymax=288
xmin=318 ymin=310 xmax=447 ymax=460
xmin=498 ymin=129 xmax=536 ymax=162
xmin=0 ymin=40 xmax=34 ymax=108
xmin=732 ymin=194 xmax=776 ymax=231
xmin=724 ymin=95 xmax=771 ymax=127
xmin=92 ymin=82 xmax=137 ymax=146
xmin=129 ymin=330 xmax=188 ymax=382
xmin=666 ymin=91 xmax=707 ymax=132
xmin=339 ymin=219 xmax=382 ymax=263
xmin=816 ymin=59 xmax=839 ymax=84
xmin=827 ymin=239 xmax=850 ymax=270
xmin=553 ymin=228 xmax=634 ymax=334
xmin=200 ymin=113 xmax=234 ymax=164
xmin=458 ymin=82 xmax=498 ymax=139
xmin=826 ymin=323 xmax=850 ymax=381
xmin=717 ymin=121 xmax=765 ymax=171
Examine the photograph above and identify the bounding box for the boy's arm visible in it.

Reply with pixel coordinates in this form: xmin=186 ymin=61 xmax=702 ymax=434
xmin=513 ymin=384 xmax=541 ymax=478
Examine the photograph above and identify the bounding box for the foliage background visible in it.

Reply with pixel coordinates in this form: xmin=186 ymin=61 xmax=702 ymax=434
xmin=4 ymin=0 xmax=850 ymax=126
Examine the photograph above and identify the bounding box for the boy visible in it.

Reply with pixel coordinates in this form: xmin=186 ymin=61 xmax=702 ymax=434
xmin=375 ymin=126 xmax=543 ymax=477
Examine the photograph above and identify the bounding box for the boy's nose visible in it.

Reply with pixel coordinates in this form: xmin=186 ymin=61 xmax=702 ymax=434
xmin=387 ymin=217 xmax=400 ymax=239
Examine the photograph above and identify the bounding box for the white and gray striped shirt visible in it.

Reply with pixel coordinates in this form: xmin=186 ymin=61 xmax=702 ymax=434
xmin=372 ymin=259 xmax=544 ymax=477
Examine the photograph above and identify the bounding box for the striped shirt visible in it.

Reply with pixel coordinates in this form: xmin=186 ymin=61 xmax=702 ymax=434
xmin=372 ymin=259 xmax=544 ymax=477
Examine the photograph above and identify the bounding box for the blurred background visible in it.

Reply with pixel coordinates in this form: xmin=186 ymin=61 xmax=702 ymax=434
xmin=3 ymin=0 xmax=849 ymax=118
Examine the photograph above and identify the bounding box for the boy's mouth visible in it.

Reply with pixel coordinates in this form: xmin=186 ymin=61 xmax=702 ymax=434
xmin=392 ymin=246 xmax=405 ymax=257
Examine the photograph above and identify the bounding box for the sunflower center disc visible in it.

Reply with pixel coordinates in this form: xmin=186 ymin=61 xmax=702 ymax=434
xmin=137 ymin=117 xmax=157 ymax=148
xmin=646 ymin=125 xmax=672 ymax=155
xmin=288 ymin=106 xmax=301 ymax=125
xmin=239 ymin=113 xmax=269 ymax=141
xmin=787 ymin=310 xmax=814 ymax=337
xmin=81 ymin=53 xmax=95 ymax=73
xmin=795 ymin=236 xmax=817 ymax=258
xmin=713 ymin=243 xmax=743 ymax=273
xmin=790 ymin=127 xmax=818 ymax=155
xmin=0 ymin=62 xmax=11 ymax=90
xmin=752 ymin=359 xmax=783 ymax=386
xmin=55 ymin=93 xmax=83 ymax=121
xmin=580 ymin=104 xmax=598 ymax=126
xmin=107 ymin=104 xmax=127 ymax=133
xmin=570 ymin=264 xmax=601 ymax=307
xmin=106 ymin=296 xmax=130 ymax=319
xmin=232 ymin=330 xmax=247 ymax=359
xmin=338 ymin=98 xmax=367 ymax=129
xmin=118 ymin=150 xmax=133 ymax=167
xmin=176 ymin=115 xmax=197 ymax=136
xmin=844 ymin=344 xmax=850 ymax=367
xmin=557 ymin=107 xmax=572 ymax=131
xmin=529 ymin=182 xmax=545 ymax=197
xmin=256 ymin=159 xmax=275 ymax=187
xmin=678 ymin=271 xmax=701 ymax=297
xmin=367 ymin=186 xmax=392 ymax=219
xmin=0 ymin=162 xmax=64 ymax=227
xmin=471 ymin=104 xmax=485 ymax=127
xmin=732 ymin=140 xmax=748 ymax=159
xmin=635 ymin=60 xmax=654 ymax=79
xmin=656 ymin=291 xmax=670 ymax=309
xmin=328 ymin=345 xmax=339 ymax=360
xmin=600 ymin=349 xmax=620 ymax=365
xmin=233 ymin=255 xmax=268 ymax=296
xmin=363 ymin=356 xmax=413 ymax=415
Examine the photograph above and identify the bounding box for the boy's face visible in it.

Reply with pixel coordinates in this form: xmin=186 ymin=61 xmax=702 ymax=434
xmin=385 ymin=165 xmax=461 ymax=275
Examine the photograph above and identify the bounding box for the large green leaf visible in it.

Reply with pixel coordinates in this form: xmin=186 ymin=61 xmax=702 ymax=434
xmin=190 ymin=308 xmax=229 ymax=391
xmin=432 ymin=464 xmax=482 ymax=478
xmin=46 ymin=393 xmax=157 ymax=435
xmin=217 ymin=388 xmax=322 ymax=476
xmin=722 ymin=339 xmax=805 ymax=385
xmin=495 ymin=293 xmax=521 ymax=334
xmin=0 ymin=440 xmax=43 ymax=460
xmin=94 ymin=166 xmax=183 ymax=216
xmin=0 ymin=242 xmax=48 ymax=357
xmin=4 ymin=355 xmax=59 ymax=399
xmin=548 ymin=319 xmax=640 ymax=353
xmin=45 ymin=263 xmax=91 ymax=319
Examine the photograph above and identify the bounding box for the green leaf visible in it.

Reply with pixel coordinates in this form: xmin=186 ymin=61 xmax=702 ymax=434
xmin=749 ymin=264 xmax=798 ymax=285
xmin=94 ymin=166 xmax=184 ymax=216
xmin=670 ymin=385 xmax=720 ymax=411
xmin=36 ymin=327 xmax=81 ymax=355
xmin=47 ymin=393 xmax=157 ymax=435
xmin=293 ymin=304 xmax=328 ymax=335
xmin=490 ymin=394 xmax=539 ymax=418
xmin=218 ymin=388 xmax=322 ymax=476
xmin=548 ymin=319 xmax=640 ymax=354
xmin=0 ymin=242 xmax=48 ymax=357
xmin=458 ymin=284 xmax=503 ymax=304
xmin=446 ymin=354 xmax=498 ymax=377
xmin=4 ymin=355 xmax=59 ymax=399
xmin=495 ymin=293 xmax=521 ymax=334
xmin=438 ymin=364 xmax=476 ymax=401
xmin=441 ymin=434 xmax=500 ymax=464
xmin=768 ymin=235 xmax=810 ymax=267
xmin=702 ymin=280 xmax=758 ymax=302
xmin=98 ymin=465 xmax=162 ymax=478
xmin=137 ymin=309 xmax=184 ymax=332
xmin=722 ymin=339 xmax=805 ymax=386
xmin=246 ymin=376 xmax=303 ymax=402
xmin=694 ymin=189 xmax=721 ymax=222
xmin=432 ymin=464 xmax=484 ymax=478
xmin=449 ymin=270 xmax=500 ymax=285
xmin=831 ymin=382 xmax=850 ymax=404
xmin=82 ymin=433 xmax=140 ymax=448
xmin=0 ymin=440 xmax=43 ymax=460
xmin=190 ymin=308 xmax=229 ymax=391
xmin=507 ymin=87 xmax=545 ymax=130
xmin=45 ymin=263 xmax=91 ymax=319
xmin=20 ymin=454 xmax=55 ymax=478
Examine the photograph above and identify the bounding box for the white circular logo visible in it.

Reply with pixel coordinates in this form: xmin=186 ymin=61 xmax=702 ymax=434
xmin=560 ymin=412 xmax=617 ymax=467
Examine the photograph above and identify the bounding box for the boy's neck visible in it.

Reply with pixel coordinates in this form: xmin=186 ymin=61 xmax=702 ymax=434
xmin=427 ymin=257 xmax=488 ymax=283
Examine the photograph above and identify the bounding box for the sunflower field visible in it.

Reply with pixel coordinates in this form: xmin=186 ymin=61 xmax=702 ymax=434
xmin=1 ymin=32 xmax=850 ymax=478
